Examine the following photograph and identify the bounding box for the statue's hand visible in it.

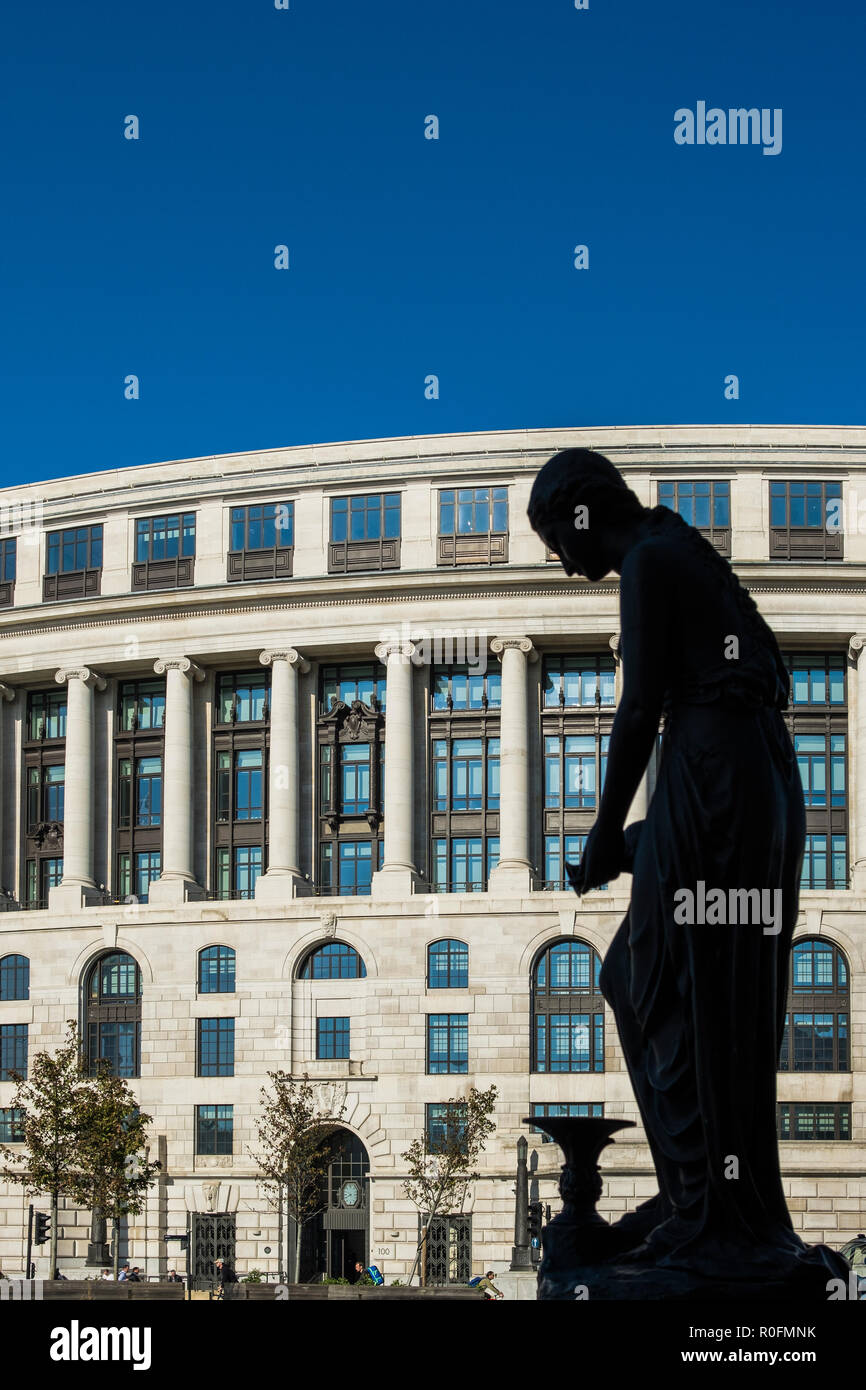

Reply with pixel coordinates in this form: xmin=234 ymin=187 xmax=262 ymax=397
xmin=565 ymin=822 xmax=626 ymax=894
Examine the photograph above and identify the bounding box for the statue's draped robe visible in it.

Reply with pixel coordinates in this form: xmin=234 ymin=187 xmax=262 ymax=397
xmin=599 ymin=508 xmax=838 ymax=1278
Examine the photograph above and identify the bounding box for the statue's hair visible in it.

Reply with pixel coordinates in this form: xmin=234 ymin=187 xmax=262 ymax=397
xmin=527 ymin=449 xmax=645 ymax=534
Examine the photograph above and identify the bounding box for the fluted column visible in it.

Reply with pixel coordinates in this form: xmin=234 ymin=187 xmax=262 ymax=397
xmin=148 ymin=656 xmax=204 ymax=906
xmin=50 ymin=666 xmax=105 ymax=908
xmin=371 ymin=639 xmax=419 ymax=898
xmin=488 ymin=637 xmax=536 ymax=894
xmin=849 ymin=635 xmax=866 ymax=894
xmin=610 ymin=630 xmax=649 ymax=829
xmin=256 ymin=648 xmax=309 ymax=901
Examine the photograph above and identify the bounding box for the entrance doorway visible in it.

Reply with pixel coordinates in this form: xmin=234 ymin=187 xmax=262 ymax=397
xmin=299 ymin=1129 xmax=370 ymax=1282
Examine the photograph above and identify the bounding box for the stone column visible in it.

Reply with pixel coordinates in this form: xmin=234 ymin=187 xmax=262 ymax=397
xmin=148 ymin=656 xmax=205 ymax=906
xmin=371 ymin=639 xmax=419 ymax=899
xmin=256 ymin=648 xmax=309 ymax=902
xmin=610 ymin=631 xmax=649 ymax=829
xmin=0 ymin=684 xmax=15 ymax=903
xmin=488 ymin=637 xmax=536 ymax=895
xmin=849 ymin=635 xmax=866 ymax=894
xmin=50 ymin=666 xmax=105 ymax=909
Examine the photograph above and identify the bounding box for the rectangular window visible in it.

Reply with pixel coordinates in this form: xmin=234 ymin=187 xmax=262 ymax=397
xmin=87 ymin=1020 xmax=139 ymax=1078
xmin=329 ymin=494 xmax=401 ymax=572
xmin=335 ymin=840 xmax=373 ymax=896
xmin=544 ymin=735 xmax=609 ymax=809
xmin=119 ymin=679 xmax=166 ymax=731
xmin=44 ymin=525 xmax=103 ymax=599
xmin=234 ymin=749 xmax=263 ymax=821
xmin=801 ymin=834 xmax=847 ymax=890
xmin=196 ymin=1104 xmax=233 ymax=1155
xmin=321 ymin=664 xmax=386 ymax=713
xmin=118 ymin=851 xmax=161 ymax=902
xmin=769 ymin=481 xmax=843 ymax=559
xmin=535 ymin=1013 xmax=604 ymax=1074
xmin=780 ymin=1012 xmax=848 ymax=1072
xmin=432 ymin=666 xmax=502 ymax=711
xmin=426 ymin=1014 xmax=469 ymax=1074
xmin=28 ymin=764 xmax=65 ymax=827
xmin=316 ymin=1016 xmax=350 ymax=1060
xmin=777 ymin=1102 xmax=851 ymax=1140
xmin=228 ymin=503 xmax=294 ymax=581
xmin=119 ymin=756 xmax=162 ymax=828
xmin=135 ymin=513 xmax=196 ymax=562
xmin=788 ymin=654 xmax=846 ymax=707
xmin=438 ymin=487 xmax=508 ymax=566
xmin=658 ymin=481 xmax=731 ymax=553
xmin=530 ymin=1102 xmax=604 ymax=1141
xmin=433 ymin=738 xmax=500 ymax=812
xmin=0 ymin=1024 xmax=28 ymax=1080
xmin=0 ymin=1107 xmax=25 ymax=1143
xmin=542 ymin=655 xmax=616 ymax=708
xmin=543 ymin=833 xmax=608 ymax=890
xmin=217 ymin=672 xmax=268 ymax=724
xmin=28 ymin=691 xmax=67 ymax=740
xmin=197 ymin=1018 xmax=236 ymax=1077
xmin=0 ymin=536 xmax=16 ymax=606
xmin=425 ymin=1102 xmax=469 ymax=1155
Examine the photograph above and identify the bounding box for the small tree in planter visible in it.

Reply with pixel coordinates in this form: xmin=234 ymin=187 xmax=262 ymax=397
xmin=0 ymin=1022 xmax=91 ymax=1279
xmin=252 ymin=1073 xmax=346 ymax=1284
xmin=402 ymin=1084 xmax=497 ymax=1287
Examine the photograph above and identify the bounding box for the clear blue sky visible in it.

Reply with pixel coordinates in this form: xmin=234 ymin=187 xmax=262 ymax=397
xmin=1 ymin=0 xmax=864 ymax=485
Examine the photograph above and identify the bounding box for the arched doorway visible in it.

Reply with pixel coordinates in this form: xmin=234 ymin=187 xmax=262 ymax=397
xmin=299 ymin=1129 xmax=370 ymax=1281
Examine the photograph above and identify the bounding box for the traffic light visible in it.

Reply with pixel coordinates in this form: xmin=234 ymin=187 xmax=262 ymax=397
xmin=527 ymin=1201 xmax=543 ymax=1246
xmin=34 ymin=1211 xmax=50 ymax=1245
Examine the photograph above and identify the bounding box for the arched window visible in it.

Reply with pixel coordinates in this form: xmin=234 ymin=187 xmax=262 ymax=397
xmin=299 ymin=942 xmax=367 ymax=980
xmin=780 ymin=939 xmax=849 ymax=1072
xmin=428 ymin=939 xmax=469 ymax=989
xmin=532 ymin=940 xmax=605 ymax=1073
xmin=0 ymin=954 xmax=29 ymax=1001
xmin=85 ymin=952 xmax=142 ymax=1077
xmin=199 ymin=945 xmax=236 ymax=994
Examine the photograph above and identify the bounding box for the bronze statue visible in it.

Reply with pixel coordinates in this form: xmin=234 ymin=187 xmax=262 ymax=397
xmin=527 ymin=448 xmax=847 ymax=1295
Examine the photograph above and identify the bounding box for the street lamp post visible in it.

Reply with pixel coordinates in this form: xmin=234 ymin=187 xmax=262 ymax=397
xmin=510 ymin=1135 xmax=532 ymax=1271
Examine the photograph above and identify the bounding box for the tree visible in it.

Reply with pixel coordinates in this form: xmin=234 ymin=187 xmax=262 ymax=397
xmin=252 ymin=1073 xmax=346 ymax=1283
xmin=402 ymin=1084 xmax=498 ymax=1287
xmin=0 ymin=1022 xmax=91 ymax=1278
xmin=73 ymin=1067 xmax=161 ymax=1279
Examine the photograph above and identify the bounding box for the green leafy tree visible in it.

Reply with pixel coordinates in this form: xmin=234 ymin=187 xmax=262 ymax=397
xmin=252 ymin=1073 xmax=346 ymax=1283
xmin=73 ymin=1067 xmax=161 ymax=1279
xmin=402 ymin=1084 xmax=498 ymax=1287
xmin=0 ymin=1022 xmax=90 ymax=1278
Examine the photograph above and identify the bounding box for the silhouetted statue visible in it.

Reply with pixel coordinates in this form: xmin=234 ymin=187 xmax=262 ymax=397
xmin=528 ymin=449 xmax=846 ymax=1293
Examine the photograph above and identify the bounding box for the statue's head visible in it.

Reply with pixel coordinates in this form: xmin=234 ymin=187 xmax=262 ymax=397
xmin=527 ymin=448 xmax=646 ymax=581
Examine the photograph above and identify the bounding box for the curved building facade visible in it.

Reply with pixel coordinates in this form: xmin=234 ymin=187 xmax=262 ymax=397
xmin=0 ymin=424 xmax=865 ymax=1283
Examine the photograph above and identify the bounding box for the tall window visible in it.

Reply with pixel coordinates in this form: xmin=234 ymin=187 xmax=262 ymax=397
xmin=0 ymin=1108 xmax=25 ymax=1143
xmin=228 ymin=502 xmax=294 ymax=582
xmin=199 ymin=945 xmax=236 ymax=994
xmin=329 ymin=493 xmax=401 ymax=572
xmin=769 ymin=480 xmax=842 ymax=560
xmin=23 ymin=690 xmax=67 ymax=907
xmin=427 ymin=939 xmax=469 ymax=989
xmin=782 ymin=653 xmax=847 ymax=890
xmin=196 ymin=1105 xmax=233 ymax=1155
xmin=44 ymin=524 xmax=103 ymax=599
xmin=532 ymin=941 xmax=605 ymax=1073
xmin=542 ymin=655 xmax=615 ymax=889
xmin=427 ymin=1014 xmax=469 ymax=1074
xmin=426 ymin=1102 xmax=468 ymax=1154
xmin=438 ymin=487 xmax=508 ymax=566
xmin=85 ymin=952 xmax=142 ymax=1078
xmin=779 ymin=939 xmax=849 ymax=1072
xmin=115 ymin=678 xmax=165 ymax=904
xmin=317 ymin=1017 xmax=350 ymax=1060
xmin=431 ymin=665 xmax=500 ymax=893
xmin=0 ymin=955 xmax=30 ymax=1001
xmin=196 ymin=1018 xmax=235 ymax=1076
xmin=0 ymin=1024 xmax=27 ymax=1080
xmin=213 ymin=671 xmax=269 ymax=898
xmin=318 ymin=664 xmax=385 ymax=895
xmin=658 ymin=480 xmax=731 ymax=554
xmin=299 ymin=942 xmax=367 ymax=980
xmin=0 ymin=535 xmax=16 ymax=607
xmin=423 ymin=1214 xmax=472 ymax=1285
xmin=132 ymin=513 xmax=195 ymax=590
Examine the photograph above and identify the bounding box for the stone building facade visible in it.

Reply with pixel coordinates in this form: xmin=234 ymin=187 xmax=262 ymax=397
xmin=0 ymin=424 xmax=864 ymax=1282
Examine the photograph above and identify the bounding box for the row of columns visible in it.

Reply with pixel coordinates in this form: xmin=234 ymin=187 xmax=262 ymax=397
xmin=39 ymin=634 xmax=866 ymax=908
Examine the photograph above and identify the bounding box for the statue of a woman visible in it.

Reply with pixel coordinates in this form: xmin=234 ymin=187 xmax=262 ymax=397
xmin=528 ymin=448 xmax=845 ymax=1286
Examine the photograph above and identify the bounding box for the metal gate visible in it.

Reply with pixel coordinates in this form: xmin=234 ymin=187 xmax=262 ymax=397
xmin=189 ymin=1213 xmax=236 ymax=1291
xmin=423 ymin=1214 xmax=472 ymax=1285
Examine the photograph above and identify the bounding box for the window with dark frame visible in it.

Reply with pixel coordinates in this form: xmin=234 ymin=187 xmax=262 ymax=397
xmin=316 ymin=1016 xmax=350 ymax=1060
xmin=199 ymin=946 xmax=236 ymax=994
xmin=425 ymin=1102 xmax=469 ymax=1155
xmin=132 ymin=513 xmax=196 ymax=591
xmin=44 ymin=524 xmax=103 ymax=600
xmin=437 ymin=487 xmax=508 ymax=566
xmin=196 ymin=1104 xmax=233 ymax=1155
xmin=85 ymin=952 xmax=142 ymax=1078
xmin=318 ymin=663 xmax=385 ymax=896
xmin=532 ymin=940 xmax=605 ymax=1073
xmin=427 ymin=939 xmax=469 ymax=989
xmin=0 ymin=1107 xmax=25 ymax=1143
xmin=0 ymin=1023 xmax=28 ymax=1080
xmin=115 ymin=678 xmax=165 ymax=904
xmin=299 ymin=942 xmax=367 ymax=980
xmin=782 ymin=653 xmax=847 ymax=890
xmin=426 ymin=1013 xmax=469 ymax=1074
xmin=227 ymin=502 xmax=294 ymax=582
xmin=430 ymin=664 xmax=500 ymax=893
xmin=0 ymin=954 xmax=30 ymax=1001
xmin=328 ymin=492 xmax=401 ymax=573
xmin=769 ymin=480 xmax=843 ymax=560
xmin=23 ymin=689 xmax=67 ymax=908
xmin=779 ymin=939 xmax=849 ymax=1073
xmin=530 ymin=1102 xmax=604 ymax=1141
xmin=777 ymin=1102 xmax=850 ymax=1141
xmin=658 ymin=480 xmax=731 ymax=555
xmin=213 ymin=671 xmax=269 ymax=899
xmin=196 ymin=1018 xmax=235 ymax=1076
xmin=0 ymin=536 xmax=16 ymax=607
xmin=541 ymin=654 xmax=615 ymax=889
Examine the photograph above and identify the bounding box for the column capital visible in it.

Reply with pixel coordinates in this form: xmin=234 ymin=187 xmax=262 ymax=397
xmin=490 ymin=637 xmax=538 ymax=662
xmin=153 ymin=656 xmax=205 ymax=681
xmin=55 ymin=666 xmax=106 ymax=691
xmin=259 ymin=648 xmax=309 ymax=673
xmin=609 ymin=632 xmax=622 ymax=664
xmin=848 ymin=634 xmax=866 ymax=663
xmin=0 ymin=683 xmax=15 ymax=703
xmin=374 ymin=639 xmax=417 ymax=663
